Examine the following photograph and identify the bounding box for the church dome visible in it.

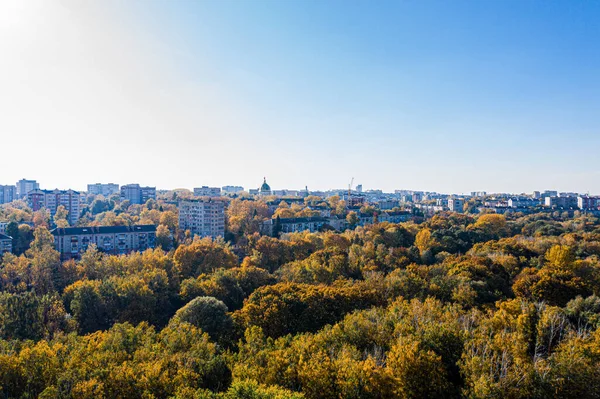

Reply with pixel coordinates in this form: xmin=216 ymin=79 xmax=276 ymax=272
xmin=260 ymin=177 xmax=271 ymax=192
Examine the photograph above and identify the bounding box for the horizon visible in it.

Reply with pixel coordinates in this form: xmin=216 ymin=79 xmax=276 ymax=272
xmin=1 ymin=0 xmax=599 ymax=194
xmin=8 ymin=177 xmax=598 ymax=197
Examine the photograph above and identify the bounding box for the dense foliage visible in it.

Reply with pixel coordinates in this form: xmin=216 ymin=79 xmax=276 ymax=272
xmin=2 ymin=205 xmax=600 ymax=398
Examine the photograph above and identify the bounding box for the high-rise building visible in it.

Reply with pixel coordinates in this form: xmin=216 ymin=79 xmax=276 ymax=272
xmin=0 ymin=185 xmax=16 ymax=204
xmin=120 ymin=184 xmax=156 ymax=205
xmin=194 ymin=186 xmax=221 ymax=197
xmin=16 ymin=179 xmax=39 ymax=197
xmin=27 ymin=189 xmax=81 ymax=225
xmin=178 ymin=199 xmax=225 ymax=239
xmin=88 ymin=183 xmax=120 ymax=196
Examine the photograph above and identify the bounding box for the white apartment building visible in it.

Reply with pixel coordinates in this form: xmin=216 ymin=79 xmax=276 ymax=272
xmin=178 ymin=199 xmax=225 ymax=239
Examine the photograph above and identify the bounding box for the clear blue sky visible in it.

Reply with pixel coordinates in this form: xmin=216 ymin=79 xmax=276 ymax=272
xmin=1 ymin=0 xmax=599 ymax=194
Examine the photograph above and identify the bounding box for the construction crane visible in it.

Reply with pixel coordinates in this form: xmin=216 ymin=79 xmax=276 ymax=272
xmin=348 ymin=177 xmax=354 ymax=197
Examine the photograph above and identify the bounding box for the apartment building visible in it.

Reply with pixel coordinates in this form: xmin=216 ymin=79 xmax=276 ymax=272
xmin=578 ymin=196 xmax=600 ymax=210
xmin=16 ymin=179 xmax=39 ymax=197
xmin=261 ymin=216 xmax=329 ymax=236
xmin=0 ymin=185 xmax=16 ymax=204
xmin=120 ymin=184 xmax=156 ymax=205
xmin=27 ymin=189 xmax=81 ymax=225
xmin=51 ymin=225 xmax=156 ymax=260
xmin=88 ymin=183 xmax=119 ymax=196
xmin=194 ymin=186 xmax=221 ymax=197
xmin=0 ymin=233 xmax=12 ymax=254
xmin=545 ymin=196 xmax=578 ymax=209
xmin=508 ymin=197 xmax=541 ymax=208
xmin=178 ymin=199 xmax=225 ymax=239
xmin=448 ymin=198 xmax=465 ymax=213
xmin=222 ymin=186 xmax=244 ymax=194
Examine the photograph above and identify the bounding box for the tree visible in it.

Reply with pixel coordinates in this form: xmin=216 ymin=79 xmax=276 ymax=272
xmin=53 ymin=205 xmax=69 ymax=227
xmin=172 ymin=296 xmax=232 ymax=342
xmin=156 ymin=224 xmax=172 ymax=250
xmin=173 ymin=238 xmax=238 ymax=280
xmin=346 ymin=212 xmax=359 ymax=229
xmin=415 ymin=228 xmax=437 ymax=254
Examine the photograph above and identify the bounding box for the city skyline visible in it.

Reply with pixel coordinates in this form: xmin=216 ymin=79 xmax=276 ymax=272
xmin=2 ymin=176 xmax=600 ymax=197
xmin=1 ymin=0 xmax=599 ymax=193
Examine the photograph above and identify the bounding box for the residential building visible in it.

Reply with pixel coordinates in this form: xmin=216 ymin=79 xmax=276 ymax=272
xmin=120 ymin=184 xmax=156 ymax=205
xmin=16 ymin=179 xmax=39 ymax=197
xmin=327 ymin=215 xmax=349 ymax=231
xmin=378 ymin=211 xmax=412 ymax=223
xmin=260 ymin=216 xmax=329 ymax=236
xmin=448 ymin=198 xmax=465 ymax=213
xmin=415 ymin=204 xmax=445 ymax=216
xmin=178 ymin=199 xmax=225 ymax=239
xmin=470 ymin=191 xmax=487 ymax=197
xmin=51 ymin=225 xmax=156 ymax=260
xmin=545 ymin=196 xmax=578 ymax=208
xmin=542 ymin=190 xmax=558 ymax=198
xmin=377 ymin=199 xmax=399 ymax=210
xmin=0 ymin=222 xmax=7 ymax=234
xmin=578 ymin=196 xmax=600 ymax=210
xmin=346 ymin=195 xmax=366 ymax=207
xmin=88 ymin=183 xmax=119 ymax=196
xmin=508 ymin=197 xmax=540 ymax=208
xmin=27 ymin=189 xmax=81 ymax=225
xmin=194 ymin=186 xmax=221 ymax=197
xmin=0 ymin=233 xmax=12 ymax=254
xmin=222 ymin=186 xmax=244 ymax=194
xmin=0 ymin=185 xmax=16 ymax=204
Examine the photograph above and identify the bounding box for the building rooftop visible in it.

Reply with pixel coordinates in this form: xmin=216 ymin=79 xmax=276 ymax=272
xmin=51 ymin=225 xmax=156 ymax=236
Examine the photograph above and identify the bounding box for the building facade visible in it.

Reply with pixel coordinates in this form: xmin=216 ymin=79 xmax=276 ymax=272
xmin=258 ymin=178 xmax=272 ymax=196
xmin=178 ymin=199 xmax=225 ymax=239
xmin=545 ymin=196 xmax=578 ymax=209
xmin=222 ymin=186 xmax=244 ymax=194
xmin=0 ymin=185 xmax=16 ymax=204
xmin=27 ymin=189 xmax=81 ymax=225
xmin=120 ymin=184 xmax=156 ymax=205
xmin=448 ymin=198 xmax=465 ymax=213
xmin=194 ymin=186 xmax=221 ymax=197
xmin=16 ymin=179 xmax=39 ymax=197
xmin=261 ymin=216 xmax=329 ymax=236
xmin=88 ymin=183 xmax=120 ymax=196
xmin=0 ymin=233 xmax=12 ymax=254
xmin=578 ymin=196 xmax=600 ymax=210
xmin=51 ymin=225 xmax=156 ymax=260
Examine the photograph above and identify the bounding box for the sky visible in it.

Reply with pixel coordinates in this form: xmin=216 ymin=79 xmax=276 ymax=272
xmin=0 ymin=0 xmax=599 ymax=195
